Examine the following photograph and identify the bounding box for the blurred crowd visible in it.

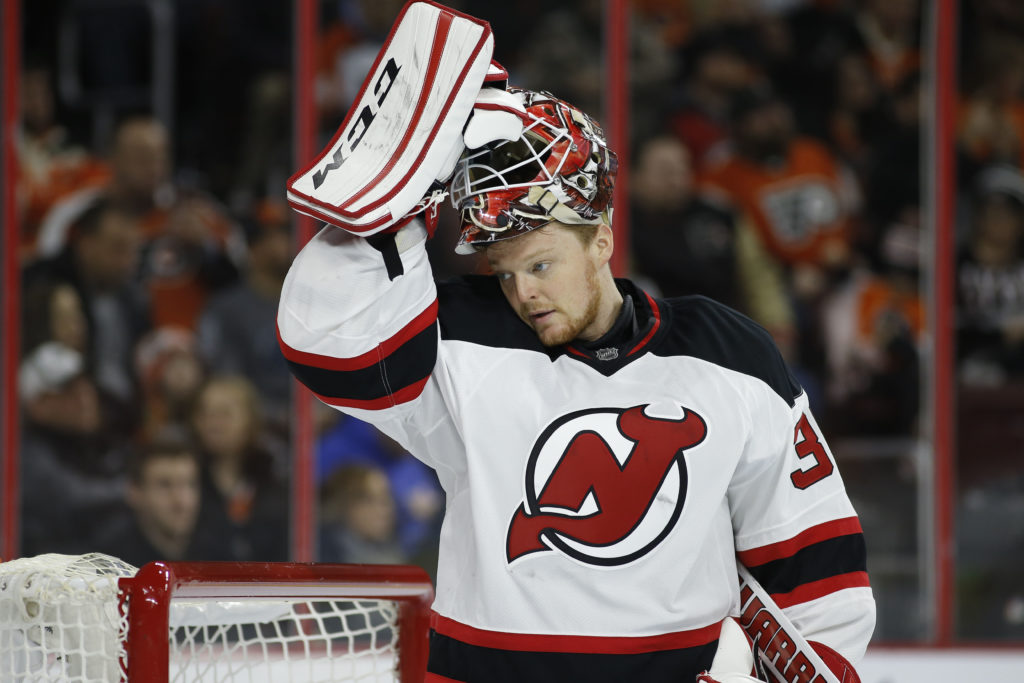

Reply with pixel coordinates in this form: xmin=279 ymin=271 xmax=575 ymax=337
xmin=11 ymin=0 xmax=1024 ymax=640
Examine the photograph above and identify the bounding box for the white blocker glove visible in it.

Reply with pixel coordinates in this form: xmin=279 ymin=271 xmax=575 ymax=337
xmin=287 ymin=1 xmax=496 ymax=236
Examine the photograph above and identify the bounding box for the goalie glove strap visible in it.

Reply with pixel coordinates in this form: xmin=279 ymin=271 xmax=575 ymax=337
xmin=366 ymin=232 xmax=404 ymax=281
xmin=365 ymin=219 xmax=430 ymax=281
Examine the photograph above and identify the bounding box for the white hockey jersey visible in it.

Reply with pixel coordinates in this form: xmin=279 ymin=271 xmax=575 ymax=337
xmin=277 ymin=223 xmax=876 ymax=682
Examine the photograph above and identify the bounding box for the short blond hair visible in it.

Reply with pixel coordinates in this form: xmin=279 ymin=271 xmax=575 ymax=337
xmin=568 ymin=223 xmax=600 ymax=247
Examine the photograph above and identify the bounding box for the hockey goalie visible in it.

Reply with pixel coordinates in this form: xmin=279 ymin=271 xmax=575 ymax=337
xmin=279 ymin=2 xmax=876 ymax=681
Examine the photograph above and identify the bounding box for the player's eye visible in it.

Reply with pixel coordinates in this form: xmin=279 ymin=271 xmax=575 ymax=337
xmin=495 ymin=272 xmax=512 ymax=282
xmin=532 ymin=262 xmax=549 ymax=274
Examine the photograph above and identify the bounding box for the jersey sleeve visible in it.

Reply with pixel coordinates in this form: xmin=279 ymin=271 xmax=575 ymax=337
xmin=728 ymin=368 xmax=876 ymax=664
xmin=276 ymin=220 xmax=443 ymax=428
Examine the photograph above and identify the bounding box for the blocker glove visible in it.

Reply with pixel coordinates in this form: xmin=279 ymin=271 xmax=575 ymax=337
xmin=287 ymin=2 xmax=522 ymax=240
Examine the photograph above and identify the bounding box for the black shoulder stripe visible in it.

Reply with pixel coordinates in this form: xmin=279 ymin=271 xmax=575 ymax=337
xmin=284 ymin=323 xmax=436 ymax=406
xmin=745 ymin=534 xmax=868 ymax=597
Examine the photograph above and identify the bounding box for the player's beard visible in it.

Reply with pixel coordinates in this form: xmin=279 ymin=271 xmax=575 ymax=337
xmin=533 ymin=261 xmax=602 ymax=347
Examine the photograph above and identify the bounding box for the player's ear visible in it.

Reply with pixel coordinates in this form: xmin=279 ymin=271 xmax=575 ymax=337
xmin=592 ymin=223 xmax=614 ymax=267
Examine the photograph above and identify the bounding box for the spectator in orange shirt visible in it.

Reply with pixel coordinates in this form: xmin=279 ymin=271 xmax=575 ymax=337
xmin=699 ymin=86 xmax=861 ymax=376
xmin=35 ymin=116 xmax=245 ymax=330
xmin=822 ymin=212 xmax=924 ymax=436
xmin=16 ymin=62 xmax=110 ymax=262
xmin=699 ymin=86 xmax=858 ymax=280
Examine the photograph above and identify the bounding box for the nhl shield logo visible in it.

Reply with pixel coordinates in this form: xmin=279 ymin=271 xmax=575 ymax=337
xmin=506 ymin=404 xmax=707 ymax=566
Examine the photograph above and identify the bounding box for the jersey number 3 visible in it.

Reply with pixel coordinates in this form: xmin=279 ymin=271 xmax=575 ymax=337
xmin=790 ymin=413 xmax=834 ymax=490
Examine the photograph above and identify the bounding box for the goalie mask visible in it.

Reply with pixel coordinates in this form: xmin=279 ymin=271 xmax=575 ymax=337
xmin=450 ymin=89 xmax=617 ymax=253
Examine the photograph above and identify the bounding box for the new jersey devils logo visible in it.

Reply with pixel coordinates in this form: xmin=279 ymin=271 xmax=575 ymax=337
xmin=506 ymin=404 xmax=707 ymax=566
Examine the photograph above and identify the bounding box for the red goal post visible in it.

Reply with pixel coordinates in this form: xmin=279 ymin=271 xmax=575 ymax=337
xmin=0 ymin=553 xmax=434 ymax=682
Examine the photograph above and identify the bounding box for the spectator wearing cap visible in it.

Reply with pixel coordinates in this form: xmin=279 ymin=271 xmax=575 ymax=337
xmin=135 ymin=326 xmax=207 ymax=441
xmin=18 ymin=341 xmax=129 ymax=555
xmin=957 ymin=165 xmax=1024 ymax=385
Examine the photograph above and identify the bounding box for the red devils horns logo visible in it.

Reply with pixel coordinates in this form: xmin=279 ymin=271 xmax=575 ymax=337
xmin=506 ymin=404 xmax=707 ymax=566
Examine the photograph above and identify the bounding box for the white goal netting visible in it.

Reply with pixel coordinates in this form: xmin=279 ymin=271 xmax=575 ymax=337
xmin=0 ymin=553 xmax=132 ymax=682
xmin=0 ymin=553 xmax=416 ymax=683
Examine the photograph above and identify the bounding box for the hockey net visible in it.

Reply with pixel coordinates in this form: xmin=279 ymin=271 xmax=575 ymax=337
xmin=0 ymin=553 xmax=434 ymax=682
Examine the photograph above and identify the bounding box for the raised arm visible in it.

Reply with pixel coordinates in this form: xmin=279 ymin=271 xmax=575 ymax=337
xmin=276 ymin=221 xmax=438 ymax=414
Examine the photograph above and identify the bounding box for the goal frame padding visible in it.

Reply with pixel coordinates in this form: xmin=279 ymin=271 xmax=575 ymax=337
xmin=119 ymin=561 xmax=434 ymax=683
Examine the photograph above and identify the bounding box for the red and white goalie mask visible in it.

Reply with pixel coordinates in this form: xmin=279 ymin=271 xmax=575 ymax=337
xmin=450 ymin=89 xmax=618 ymax=254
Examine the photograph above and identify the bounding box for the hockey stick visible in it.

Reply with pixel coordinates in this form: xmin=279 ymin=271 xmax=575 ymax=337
xmin=737 ymin=564 xmax=842 ymax=683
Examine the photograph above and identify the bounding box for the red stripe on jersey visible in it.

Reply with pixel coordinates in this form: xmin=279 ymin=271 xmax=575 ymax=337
xmin=430 ymin=612 xmax=720 ymax=654
xmin=565 ymin=346 xmax=588 ymax=359
xmin=770 ymin=571 xmax=871 ymax=609
xmin=314 ymin=376 xmax=430 ymax=410
xmin=425 ymin=675 xmax=465 ymax=683
xmin=736 ymin=517 xmax=863 ymax=567
xmin=278 ymin=299 xmax=438 ymax=371
xmin=627 ymin=293 xmax=662 ymax=357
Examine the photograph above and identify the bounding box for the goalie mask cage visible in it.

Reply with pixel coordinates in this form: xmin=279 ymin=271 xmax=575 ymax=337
xmin=0 ymin=553 xmax=434 ymax=682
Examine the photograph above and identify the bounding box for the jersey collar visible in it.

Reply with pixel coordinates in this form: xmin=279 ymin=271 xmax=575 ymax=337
xmin=564 ymin=279 xmax=664 ymax=371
